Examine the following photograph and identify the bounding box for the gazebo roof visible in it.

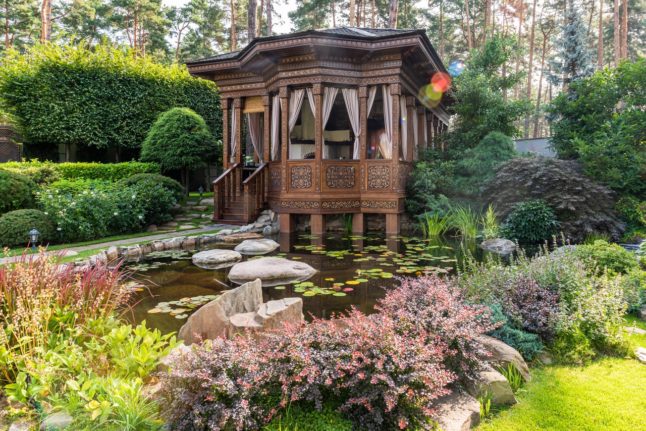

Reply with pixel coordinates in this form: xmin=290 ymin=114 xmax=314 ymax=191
xmin=186 ymin=27 xmax=448 ymax=77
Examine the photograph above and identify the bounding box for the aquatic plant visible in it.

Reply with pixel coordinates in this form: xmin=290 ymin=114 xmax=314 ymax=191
xmin=448 ymin=205 xmax=479 ymax=239
xmin=480 ymin=204 xmax=500 ymax=240
xmin=419 ymin=212 xmax=450 ymax=238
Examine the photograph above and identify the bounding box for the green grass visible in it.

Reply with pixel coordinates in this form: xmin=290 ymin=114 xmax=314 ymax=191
xmin=477 ymin=357 xmax=646 ymax=430
xmin=624 ymin=314 xmax=646 ymax=349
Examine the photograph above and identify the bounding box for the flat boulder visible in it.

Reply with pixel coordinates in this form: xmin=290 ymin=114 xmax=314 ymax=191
xmin=476 ymin=335 xmax=531 ymax=382
xmin=480 ymin=238 xmax=516 ymax=256
xmin=465 ymin=364 xmax=517 ymax=406
xmin=433 ymin=391 xmax=480 ymax=431
xmin=220 ymin=232 xmax=263 ymax=243
xmin=192 ymin=249 xmax=242 ymax=269
xmin=228 ymin=257 xmax=316 ymax=286
xmin=234 ymin=238 xmax=280 ymax=255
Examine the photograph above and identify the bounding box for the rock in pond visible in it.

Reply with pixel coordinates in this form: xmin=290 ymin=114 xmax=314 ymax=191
xmin=234 ymin=238 xmax=279 ymax=255
xmin=480 ymin=238 xmax=516 ymax=255
xmin=433 ymin=391 xmax=480 ymax=431
xmin=178 ymin=279 xmax=303 ymax=344
xmin=477 ymin=335 xmax=531 ymax=382
xmin=192 ymin=249 xmax=242 ymax=269
xmin=228 ymin=257 xmax=317 ymax=286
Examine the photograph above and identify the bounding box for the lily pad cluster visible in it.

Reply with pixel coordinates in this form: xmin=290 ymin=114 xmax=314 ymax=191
xmin=147 ymin=294 xmax=221 ymax=319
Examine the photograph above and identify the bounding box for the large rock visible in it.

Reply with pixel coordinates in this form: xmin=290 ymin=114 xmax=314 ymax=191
xmin=234 ymin=238 xmax=279 ymax=255
xmin=192 ymin=249 xmax=241 ymax=269
xmin=433 ymin=391 xmax=480 ymax=431
xmin=636 ymin=347 xmax=646 ymax=364
xmin=40 ymin=412 xmax=72 ymax=431
xmin=466 ymin=364 xmax=517 ymax=406
xmin=480 ymin=238 xmax=516 ymax=256
xmin=639 ymin=306 xmax=646 ymax=321
xmin=477 ymin=335 xmax=531 ymax=382
xmin=178 ymin=279 xmax=304 ymax=344
xmin=220 ymin=232 xmax=263 ymax=243
xmin=228 ymin=257 xmax=316 ymax=286
xmin=178 ymin=279 xmax=264 ymax=344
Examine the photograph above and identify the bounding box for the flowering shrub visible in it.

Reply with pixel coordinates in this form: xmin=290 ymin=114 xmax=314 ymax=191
xmin=572 ymin=240 xmax=639 ymax=275
xmin=160 ymin=277 xmax=494 ymax=430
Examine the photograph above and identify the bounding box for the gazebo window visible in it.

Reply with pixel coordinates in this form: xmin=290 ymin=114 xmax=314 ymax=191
xmin=288 ymin=88 xmax=315 ymax=160
xmin=366 ymin=85 xmax=393 ymax=159
xmin=323 ymin=89 xmax=354 ymax=160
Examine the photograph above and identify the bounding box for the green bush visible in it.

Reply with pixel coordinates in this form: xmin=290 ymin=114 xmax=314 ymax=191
xmin=0 ymin=161 xmax=60 ymax=185
xmin=263 ymin=404 xmax=353 ymax=431
xmin=488 ymin=304 xmax=544 ymax=361
xmin=572 ymin=240 xmax=639 ymax=276
xmin=48 ymin=178 xmax=114 ymax=195
xmin=141 ymin=108 xmax=217 ymax=191
xmin=0 ymin=169 xmax=35 ymax=214
xmin=0 ymin=44 xmax=221 ymax=156
xmin=119 ymin=173 xmax=184 ymax=201
xmin=0 ymin=161 xmax=160 ymax=183
xmin=501 ymin=200 xmax=559 ymax=244
xmin=126 ymin=181 xmax=177 ymax=226
xmin=0 ymin=209 xmax=55 ymax=247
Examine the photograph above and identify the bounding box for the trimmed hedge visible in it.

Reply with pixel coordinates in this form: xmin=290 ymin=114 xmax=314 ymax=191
xmin=0 ymin=209 xmax=55 ymax=247
xmin=0 ymin=161 xmax=160 ymax=184
xmin=0 ymin=169 xmax=35 ymax=214
xmin=118 ymin=173 xmax=184 ymax=201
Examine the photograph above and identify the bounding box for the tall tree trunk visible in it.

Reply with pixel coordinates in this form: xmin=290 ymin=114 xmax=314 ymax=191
xmin=620 ymin=0 xmax=627 ymax=58
xmin=534 ymin=32 xmax=548 ymax=137
xmin=4 ymin=0 xmax=10 ymax=49
xmin=349 ymin=0 xmax=356 ymax=26
xmin=524 ymin=0 xmax=537 ymax=137
xmin=230 ymin=0 xmax=237 ymax=50
xmin=613 ymin=0 xmax=620 ymax=64
xmin=514 ymin=4 xmax=524 ymax=98
xmin=464 ymin=0 xmax=473 ymax=49
xmin=388 ymin=0 xmax=398 ymax=28
xmin=371 ymin=0 xmax=376 ymax=27
xmin=439 ymin=0 xmax=445 ymax=58
xmin=484 ymin=0 xmax=491 ymax=43
xmin=587 ymin=0 xmax=595 ymax=37
xmin=248 ymin=0 xmax=257 ymax=41
xmin=259 ymin=0 xmax=264 ymax=34
xmin=40 ymin=0 xmax=52 ymax=42
xmin=331 ymin=0 xmax=336 ymax=27
xmin=267 ymin=0 xmax=272 ymax=35
xmin=598 ymin=0 xmax=604 ymax=68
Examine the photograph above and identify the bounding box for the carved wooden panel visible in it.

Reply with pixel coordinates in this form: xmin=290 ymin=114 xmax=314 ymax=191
xmin=326 ymin=165 xmax=355 ymax=189
xmin=361 ymin=200 xmax=398 ymax=209
xmin=322 ymin=200 xmax=361 ymax=210
xmin=270 ymin=169 xmax=281 ymax=191
xmin=367 ymin=165 xmax=391 ymax=189
xmin=279 ymin=200 xmax=320 ymax=209
xmin=290 ymin=166 xmax=312 ymax=189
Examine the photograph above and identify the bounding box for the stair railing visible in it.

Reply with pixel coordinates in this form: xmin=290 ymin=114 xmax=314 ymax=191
xmin=212 ymin=163 xmax=240 ymax=220
xmin=242 ymin=162 xmax=268 ymax=223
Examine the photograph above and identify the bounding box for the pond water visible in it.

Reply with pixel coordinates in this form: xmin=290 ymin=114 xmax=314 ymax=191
xmin=125 ymin=233 xmax=486 ymax=334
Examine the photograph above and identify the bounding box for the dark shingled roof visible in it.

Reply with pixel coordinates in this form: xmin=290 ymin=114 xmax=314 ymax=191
xmin=186 ymin=27 xmax=425 ymax=65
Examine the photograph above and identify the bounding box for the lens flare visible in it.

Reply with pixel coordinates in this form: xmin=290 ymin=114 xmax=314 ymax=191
xmin=431 ymin=72 xmax=452 ymax=93
xmin=448 ymin=60 xmax=465 ymax=77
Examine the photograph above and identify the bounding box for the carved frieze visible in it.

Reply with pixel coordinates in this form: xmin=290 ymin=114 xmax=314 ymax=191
xmin=367 ymin=165 xmax=391 ymax=189
xmin=270 ymin=169 xmax=281 ymax=190
xmin=290 ymin=166 xmax=312 ymax=189
xmin=326 ymin=166 xmax=355 ymax=189
xmin=361 ymin=200 xmax=398 ymax=209
xmin=321 ymin=200 xmax=361 ymax=210
xmin=279 ymin=200 xmax=320 ymax=209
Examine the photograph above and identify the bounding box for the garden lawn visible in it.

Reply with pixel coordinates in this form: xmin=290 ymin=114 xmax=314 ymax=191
xmin=477 ymin=357 xmax=646 ymax=431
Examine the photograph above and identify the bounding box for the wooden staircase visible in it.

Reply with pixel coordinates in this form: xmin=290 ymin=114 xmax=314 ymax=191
xmin=212 ymin=163 xmax=269 ymax=225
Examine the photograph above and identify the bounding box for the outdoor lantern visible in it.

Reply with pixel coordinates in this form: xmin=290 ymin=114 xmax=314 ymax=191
xmin=29 ymin=228 xmax=40 ymax=250
xmin=198 ymin=185 xmax=204 ymax=199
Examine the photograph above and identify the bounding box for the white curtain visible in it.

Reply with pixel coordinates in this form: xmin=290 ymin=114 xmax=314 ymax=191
xmin=288 ymin=89 xmax=305 ymax=146
xmin=306 ymin=88 xmax=316 ymax=117
xmin=412 ymin=106 xmax=418 ymax=161
xmin=322 ymin=87 xmax=339 ymax=159
xmin=342 ymin=88 xmax=360 ymax=160
xmin=229 ymin=108 xmax=237 ymax=163
xmin=246 ymin=113 xmax=262 ymax=162
xmin=380 ymin=85 xmax=393 ymax=159
xmin=400 ymin=97 xmax=408 ymax=160
xmin=271 ymin=95 xmax=280 ymax=161
xmin=367 ymin=86 xmax=377 ymax=116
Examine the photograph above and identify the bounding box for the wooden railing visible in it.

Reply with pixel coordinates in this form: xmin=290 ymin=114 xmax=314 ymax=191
xmin=212 ymin=163 xmax=240 ymax=219
xmin=243 ymin=162 xmax=268 ymax=223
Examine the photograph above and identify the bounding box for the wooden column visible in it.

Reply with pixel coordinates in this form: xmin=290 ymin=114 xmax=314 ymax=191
xmin=311 ymin=214 xmax=325 ymax=235
xmin=386 ymin=213 xmax=400 ymax=236
xmin=406 ymin=96 xmax=415 ymax=162
xmin=313 ymin=84 xmax=323 ymax=191
xmin=279 ymin=86 xmax=289 ymax=193
xmin=390 ymin=84 xmax=401 ymax=193
xmin=222 ymin=99 xmax=230 ymax=169
xmin=279 ymin=213 xmax=294 ymax=233
xmin=417 ymin=107 xmax=426 ymax=159
xmin=352 ymin=213 xmax=365 ymax=234
xmin=358 ymin=85 xmax=368 ymax=193
xmin=262 ymin=95 xmax=271 ymax=163
xmin=233 ymin=97 xmax=242 ymax=196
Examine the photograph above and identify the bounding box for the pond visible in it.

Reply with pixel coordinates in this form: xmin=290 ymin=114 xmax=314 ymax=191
xmin=125 ymin=233 xmax=487 ymax=334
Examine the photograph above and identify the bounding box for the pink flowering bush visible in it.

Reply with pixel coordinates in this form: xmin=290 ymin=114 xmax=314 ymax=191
xmin=160 ymin=276 xmax=495 ymax=430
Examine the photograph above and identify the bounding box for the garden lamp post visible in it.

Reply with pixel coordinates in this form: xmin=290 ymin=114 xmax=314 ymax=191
xmin=198 ymin=185 xmax=204 ymax=200
xmin=29 ymin=228 xmax=40 ymax=251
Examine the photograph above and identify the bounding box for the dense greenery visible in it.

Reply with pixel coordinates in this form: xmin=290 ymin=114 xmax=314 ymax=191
xmin=0 ymin=209 xmax=55 ymax=247
xmin=0 ymin=161 xmax=160 ymax=184
xmin=119 ymin=173 xmax=185 ymax=201
xmin=0 ymin=44 xmax=221 ymax=159
xmin=500 ymin=200 xmax=559 ymax=244
xmin=0 ymin=169 xmax=34 ymax=214
xmin=141 ymin=108 xmax=218 ymax=190
xmin=264 ymin=404 xmax=353 ymax=431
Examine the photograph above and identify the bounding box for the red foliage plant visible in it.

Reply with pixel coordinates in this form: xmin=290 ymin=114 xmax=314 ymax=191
xmin=159 ymin=276 xmax=496 ymax=431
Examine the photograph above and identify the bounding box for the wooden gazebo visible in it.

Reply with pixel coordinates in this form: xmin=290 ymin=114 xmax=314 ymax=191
xmin=187 ymin=27 xmax=452 ymax=235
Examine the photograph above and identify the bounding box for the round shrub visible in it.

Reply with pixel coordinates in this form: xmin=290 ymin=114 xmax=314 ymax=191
xmin=127 ymin=181 xmax=177 ymax=225
xmin=501 ymin=199 xmax=559 ymax=243
xmin=0 ymin=209 xmax=55 ymax=247
xmin=572 ymin=240 xmax=639 ymax=275
xmin=119 ymin=173 xmax=184 ymax=201
xmin=0 ymin=170 xmax=35 ymax=214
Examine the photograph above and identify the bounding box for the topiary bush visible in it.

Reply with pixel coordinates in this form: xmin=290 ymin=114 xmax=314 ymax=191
xmin=0 ymin=169 xmax=35 ymax=214
xmin=0 ymin=209 xmax=55 ymax=247
xmin=484 ymin=157 xmax=624 ymax=242
xmin=0 ymin=161 xmax=159 ymax=183
xmin=119 ymin=173 xmax=184 ymax=202
xmin=501 ymin=200 xmax=559 ymax=244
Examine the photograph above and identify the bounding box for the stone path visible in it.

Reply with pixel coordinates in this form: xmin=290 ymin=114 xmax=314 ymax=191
xmin=0 ymin=224 xmax=237 ymax=265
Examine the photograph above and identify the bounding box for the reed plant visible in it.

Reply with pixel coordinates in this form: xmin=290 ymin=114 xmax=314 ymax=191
xmin=419 ymin=212 xmax=450 ymax=238
xmin=449 ymin=205 xmax=479 ymax=239
xmin=480 ymin=204 xmax=500 ymax=240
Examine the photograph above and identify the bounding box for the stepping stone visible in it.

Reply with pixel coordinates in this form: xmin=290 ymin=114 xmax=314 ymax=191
xmin=192 ymin=249 xmax=242 ymax=269
xmin=234 ymin=238 xmax=279 ymax=255
xmin=228 ymin=257 xmax=316 ymax=287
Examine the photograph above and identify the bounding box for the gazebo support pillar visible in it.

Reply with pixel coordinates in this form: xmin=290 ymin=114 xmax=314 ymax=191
xmin=279 ymin=213 xmax=294 ymax=233
xmin=386 ymin=213 xmax=400 ymax=236
xmin=310 ymin=214 xmax=325 ymax=235
xmin=352 ymin=213 xmax=365 ymax=234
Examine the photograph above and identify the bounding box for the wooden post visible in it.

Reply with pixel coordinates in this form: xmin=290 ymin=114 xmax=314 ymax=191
xmin=352 ymin=213 xmax=365 ymax=234
xmin=262 ymin=95 xmax=271 ymax=163
xmin=359 ymin=85 xmax=368 ymax=165
xmin=390 ymin=84 xmax=400 ymax=193
xmin=406 ymin=96 xmax=415 ymax=162
xmin=280 ymin=86 xmax=289 ymax=192
xmin=385 ymin=213 xmax=400 ymax=235
xmin=313 ymin=84 xmax=323 ymax=191
xmin=233 ymin=97 xmax=243 ymax=196
xmin=222 ymin=99 xmax=230 ymax=169
xmin=279 ymin=213 xmax=294 ymax=233
xmin=311 ymin=214 xmax=325 ymax=235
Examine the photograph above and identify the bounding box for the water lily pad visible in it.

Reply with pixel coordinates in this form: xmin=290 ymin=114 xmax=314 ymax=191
xmin=332 ymin=292 xmax=347 ymax=297
xmin=274 ymin=285 xmax=286 ymax=290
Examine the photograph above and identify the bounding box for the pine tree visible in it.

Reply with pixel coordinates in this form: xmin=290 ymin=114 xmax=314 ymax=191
xmin=547 ymin=0 xmax=595 ymax=88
